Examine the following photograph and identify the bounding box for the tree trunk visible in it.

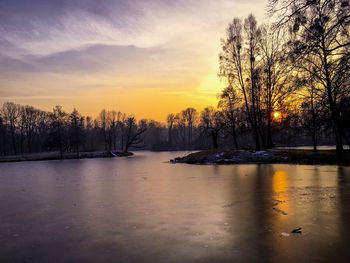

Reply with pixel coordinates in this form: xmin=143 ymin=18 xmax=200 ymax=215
xmin=168 ymin=127 xmax=173 ymax=148
xmin=334 ymin=120 xmax=343 ymax=158
xmin=321 ymin=39 xmax=343 ymax=159
xmin=266 ymin=107 xmax=273 ymax=149
xmin=253 ymin=127 xmax=260 ymax=151
xmin=211 ymin=130 xmax=218 ymax=149
xmin=231 ymin=123 xmax=238 ymax=148
xmin=27 ymin=134 xmax=32 ymax=153
xmin=11 ymin=128 xmax=17 ymax=155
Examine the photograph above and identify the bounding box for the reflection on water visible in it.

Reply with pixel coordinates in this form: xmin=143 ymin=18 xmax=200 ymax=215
xmin=0 ymin=151 xmax=349 ymax=262
xmin=272 ymin=170 xmax=289 ymax=216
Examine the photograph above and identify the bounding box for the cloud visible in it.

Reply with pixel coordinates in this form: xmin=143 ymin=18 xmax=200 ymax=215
xmin=0 ymin=0 xmax=266 ymax=55
xmin=0 ymin=0 xmax=267 ymax=120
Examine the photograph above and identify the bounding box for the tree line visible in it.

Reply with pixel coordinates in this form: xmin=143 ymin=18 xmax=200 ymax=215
xmin=1 ymin=98 xmax=349 ymax=157
xmin=0 ymin=103 xmax=149 ymax=157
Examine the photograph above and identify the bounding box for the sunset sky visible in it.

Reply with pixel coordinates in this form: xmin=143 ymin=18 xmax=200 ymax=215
xmin=0 ymin=0 xmax=266 ymax=121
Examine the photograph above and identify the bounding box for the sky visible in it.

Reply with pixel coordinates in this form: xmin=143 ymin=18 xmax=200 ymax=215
xmin=0 ymin=0 xmax=267 ymax=121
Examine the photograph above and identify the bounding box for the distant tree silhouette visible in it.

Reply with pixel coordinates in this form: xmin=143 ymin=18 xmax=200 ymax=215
xmin=218 ymin=86 xmax=241 ymax=148
xmin=69 ymin=108 xmax=84 ymax=157
xmin=50 ymin=105 xmax=67 ymax=159
xmin=2 ymin=102 xmax=20 ymax=155
xmin=200 ymin=107 xmax=224 ymax=149
xmin=181 ymin=107 xmax=198 ymax=148
xmin=123 ymin=117 xmax=147 ymax=153
xmin=166 ymin=113 xmax=176 ymax=148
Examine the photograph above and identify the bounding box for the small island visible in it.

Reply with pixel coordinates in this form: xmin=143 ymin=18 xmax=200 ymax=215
xmin=171 ymin=149 xmax=350 ymax=166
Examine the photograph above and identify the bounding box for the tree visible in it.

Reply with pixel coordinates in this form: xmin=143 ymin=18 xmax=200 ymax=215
xmin=259 ymin=24 xmax=295 ymax=148
xmin=51 ymin=105 xmax=67 ymax=159
xmin=301 ymin=83 xmax=324 ymax=151
xmin=0 ymin=114 xmax=7 ymax=155
xmin=85 ymin=116 xmax=94 ymax=151
xmin=200 ymin=107 xmax=223 ymax=149
xmin=340 ymin=96 xmax=350 ymax=148
xmin=123 ymin=117 xmax=147 ymax=153
xmin=19 ymin=105 xmax=40 ymax=153
xmin=174 ymin=112 xmax=187 ymax=147
xmin=219 ymin=14 xmax=263 ymax=150
xmin=270 ymin=0 xmax=350 ymax=157
xmin=69 ymin=108 xmax=84 ymax=157
xmin=217 ymin=85 xmax=241 ymax=148
xmin=2 ymin=102 xmax=19 ymax=154
xmin=181 ymin=107 xmax=197 ymax=148
xmin=166 ymin=113 xmax=176 ymax=148
xmin=98 ymin=109 xmax=108 ymax=150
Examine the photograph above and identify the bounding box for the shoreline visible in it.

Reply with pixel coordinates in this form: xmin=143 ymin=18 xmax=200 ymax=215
xmin=170 ymin=149 xmax=350 ymax=166
xmin=0 ymin=151 xmax=133 ymax=163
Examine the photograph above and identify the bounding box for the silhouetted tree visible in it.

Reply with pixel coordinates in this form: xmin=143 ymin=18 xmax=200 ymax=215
xmin=166 ymin=113 xmax=176 ymax=148
xmin=259 ymin=24 xmax=295 ymax=148
xmin=0 ymin=114 xmax=7 ymax=155
xmin=301 ymin=84 xmax=324 ymax=151
xmin=69 ymin=108 xmax=84 ymax=157
xmin=219 ymin=14 xmax=262 ymax=150
xmin=50 ymin=105 xmax=67 ymax=159
xmin=2 ymin=102 xmax=20 ymax=155
xmin=181 ymin=107 xmax=197 ymax=148
xmin=98 ymin=109 xmax=108 ymax=150
xmin=85 ymin=116 xmax=94 ymax=151
xmin=218 ymin=86 xmax=241 ymax=148
xmin=200 ymin=107 xmax=224 ymax=149
xmin=123 ymin=117 xmax=147 ymax=153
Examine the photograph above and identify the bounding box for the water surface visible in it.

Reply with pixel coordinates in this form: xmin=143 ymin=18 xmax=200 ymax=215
xmin=0 ymin=151 xmax=349 ymax=262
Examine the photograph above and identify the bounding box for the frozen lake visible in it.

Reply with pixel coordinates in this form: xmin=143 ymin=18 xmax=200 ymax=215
xmin=0 ymin=151 xmax=350 ymax=262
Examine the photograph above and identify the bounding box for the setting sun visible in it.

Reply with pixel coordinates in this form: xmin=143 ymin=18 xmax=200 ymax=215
xmin=273 ymin=111 xmax=281 ymax=120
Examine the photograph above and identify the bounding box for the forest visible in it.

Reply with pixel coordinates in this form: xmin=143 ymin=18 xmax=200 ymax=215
xmin=0 ymin=0 xmax=349 ymax=158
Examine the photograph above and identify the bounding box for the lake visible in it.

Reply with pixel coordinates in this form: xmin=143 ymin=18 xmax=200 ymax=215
xmin=0 ymin=151 xmax=349 ymax=262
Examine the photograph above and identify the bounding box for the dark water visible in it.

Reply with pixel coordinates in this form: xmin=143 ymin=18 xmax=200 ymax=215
xmin=0 ymin=151 xmax=350 ymax=263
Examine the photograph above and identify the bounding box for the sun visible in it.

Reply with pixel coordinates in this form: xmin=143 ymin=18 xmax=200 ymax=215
xmin=273 ymin=111 xmax=280 ymax=118
xmin=273 ymin=111 xmax=281 ymax=120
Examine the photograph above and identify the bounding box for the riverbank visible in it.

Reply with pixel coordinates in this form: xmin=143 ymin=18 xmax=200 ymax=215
xmin=0 ymin=151 xmax=133 ymax=163
xmin=171 ymin=149 xmax=350 ymax=166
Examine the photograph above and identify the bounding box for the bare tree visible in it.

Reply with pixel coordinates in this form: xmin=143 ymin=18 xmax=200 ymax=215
xmin=200 ymin=107 xmax=223 ymax=149
xmin=258 ymin=24 xmax=296 ymax=148
xmin=217 ymin=85 xmax=241 ymax=148
xmin=69 ymin=108 xmax=84 ymax=157
xmin=0 ymin=114 xmax=7 ymax=155
xmin=98 ymin=109 xmax=108 ymax=150
xmin=123 ymin=117 xmax=147 ymax=153
xmin=85 ymin=116 xmax=94 ymax=151
xmin=166 ymin=113 xmax=176 ymax=148
xmin=174 ymin=113 xmax=186 ymax=147
xmin=2 ymin=102 xmax=20 ymax=154
xmin=51 ymin=105 xmax=67 ymax=159
xmin=181 ymin=107 xmax=197 ymax=147
xmin=301 ymin=82 xmax=324 ymax=151
xmin=219 ymin=14 xmax=263 ymax=150
xmin=340 ymin=96 xmax=350 ymax=148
